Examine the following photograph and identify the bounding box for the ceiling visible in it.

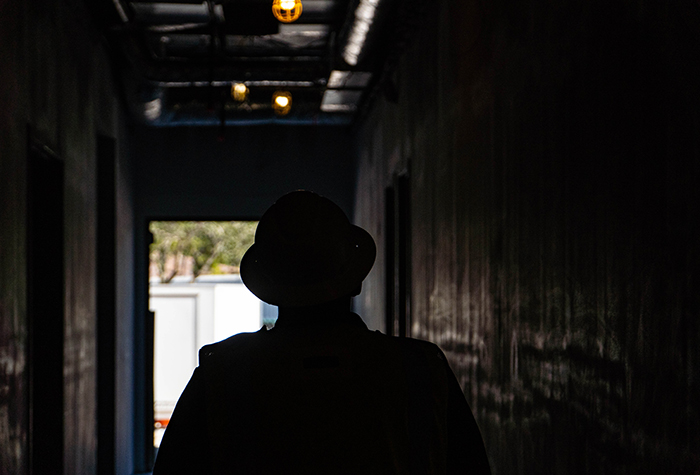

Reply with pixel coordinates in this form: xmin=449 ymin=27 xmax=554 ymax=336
xmin=90 ymin=0 xmax=410 ymax=126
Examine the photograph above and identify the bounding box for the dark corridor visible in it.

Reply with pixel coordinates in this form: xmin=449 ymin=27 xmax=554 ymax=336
xmin=1 ymin=0 xmax=700 ymax=474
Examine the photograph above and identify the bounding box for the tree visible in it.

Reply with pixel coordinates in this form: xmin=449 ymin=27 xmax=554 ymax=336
xmin=150 ymin=221 xmax=257 ymax=283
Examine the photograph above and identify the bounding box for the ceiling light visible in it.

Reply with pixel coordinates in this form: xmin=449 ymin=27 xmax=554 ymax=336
xmin=342 ymin=0 xmax=380 ymax=66
xmin=272 ymin=91 xmax=292 ymax=115
xmin=328 ymin=71 xmax=350 ymax=89
xmin=278 ymin=24 xmax=329 ymax=36
xmin=321 ymin=90 xmax=362 ymax=113
xmin=231 ymin=83 xmax=248 ymax=102
xmin=272 ymin=0 xmax=303 ymax=23
xmin=328 ymin=70 xmax=373 ymax=89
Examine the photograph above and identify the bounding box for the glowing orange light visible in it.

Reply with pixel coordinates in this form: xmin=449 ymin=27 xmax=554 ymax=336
xmin=272 ymin=0 xmax=302 ymax=23
xmin=272 ymin=91 xmax=292 ymax=115
xmin=231 ymin=83 xmax=248 ymax=102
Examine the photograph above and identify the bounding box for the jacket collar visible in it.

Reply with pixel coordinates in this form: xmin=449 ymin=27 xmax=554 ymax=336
xmin=272 ymin=311 xmax=368 ymax=332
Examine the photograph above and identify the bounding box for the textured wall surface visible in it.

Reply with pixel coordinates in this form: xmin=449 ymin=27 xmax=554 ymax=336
xmin=353 ymin=0 xmax=700 ymax=473
xmin=0 ymin=1 xmax=28 ymax=472
xmin=0 ymin=0 xmax=132 ymax=473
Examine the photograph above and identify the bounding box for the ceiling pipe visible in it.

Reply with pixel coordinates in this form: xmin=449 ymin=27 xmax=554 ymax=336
xmin=121 ymin=60 xmax=349 ymax=126
xmin=131 ymin=2 xmax=224 ymax=24
xmin=131 ymin=1 xmax=340 ymax=26
xmin=148 ymin=108 xmax=354 ymax=126
xmin=112 ymin=0 xmax=130 ymax=22
xmin=114 ymin=1 xmax=370 ymax=126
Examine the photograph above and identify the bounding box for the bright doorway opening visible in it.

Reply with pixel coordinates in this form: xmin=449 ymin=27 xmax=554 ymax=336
xmin=148 ymin=221 xmax=276 ymax=448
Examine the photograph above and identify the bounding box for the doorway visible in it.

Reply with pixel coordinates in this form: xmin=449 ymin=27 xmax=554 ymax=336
xmin=385 ymin=172 xmax=412 ymax=337
xmin=26 ymin=137 xmax=64 ymax=475
xmin=147 ymin=220 xmax=268 ymax=450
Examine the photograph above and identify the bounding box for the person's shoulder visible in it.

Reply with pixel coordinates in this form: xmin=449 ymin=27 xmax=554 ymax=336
xmin=198 ymin=326 xmax=269 ymax=364
xmin=387 ymin=335 xmax=449 ymax=367
xmin=384 ymin=333 xmax=440 ymax=351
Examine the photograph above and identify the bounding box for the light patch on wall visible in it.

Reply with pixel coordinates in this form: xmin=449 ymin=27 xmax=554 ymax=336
xmin=321 ymin=89 xmax=363 ymax=112
xmin=342 ymin=0 xmax=380 ymax=65
xmin=144 ymin=98 xmax=162 ymax=121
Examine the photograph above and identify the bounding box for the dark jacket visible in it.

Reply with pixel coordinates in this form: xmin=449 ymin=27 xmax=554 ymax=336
xmin=153 ymin=312 xmax=490 ymax=475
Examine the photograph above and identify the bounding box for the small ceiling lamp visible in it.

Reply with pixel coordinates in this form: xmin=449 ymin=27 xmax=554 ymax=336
xmin=272 ymin=0 xmax=302 ymax=23
xmin=231 ymin=83 xmax=248 ymax=102
xmin=272 ymin=91 xmax=292 ymax=115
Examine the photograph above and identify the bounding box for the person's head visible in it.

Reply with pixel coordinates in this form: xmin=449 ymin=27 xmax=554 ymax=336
xmin=240 ymin=191 xmax=376 ymax=309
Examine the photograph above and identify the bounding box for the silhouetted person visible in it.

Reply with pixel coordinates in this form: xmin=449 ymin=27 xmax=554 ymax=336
xmin=153 ymin=191 xmax=491 ymax=475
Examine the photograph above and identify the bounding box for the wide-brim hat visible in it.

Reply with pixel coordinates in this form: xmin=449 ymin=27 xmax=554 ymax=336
xmin=240 ymin=191 xmax=376 ymax=307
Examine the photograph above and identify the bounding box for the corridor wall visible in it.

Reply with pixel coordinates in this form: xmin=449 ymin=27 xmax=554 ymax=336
xmin=0 ymin=0 xmax=134 ymax=474
xmin=353 ymin=0 xmax=700 ymax=473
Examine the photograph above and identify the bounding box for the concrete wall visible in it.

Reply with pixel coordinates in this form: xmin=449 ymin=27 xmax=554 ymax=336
xmin=353 ymin=0 xmax=700 ymax=473
xmin=0 ymin=1 xmax=28 ymax=472
xmin=0 ymin=0 xmax=133 ymax=473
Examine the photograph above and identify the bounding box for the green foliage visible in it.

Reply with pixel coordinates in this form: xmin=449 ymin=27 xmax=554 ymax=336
xmin=150 ymin=221 xmax=257 ymax=282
